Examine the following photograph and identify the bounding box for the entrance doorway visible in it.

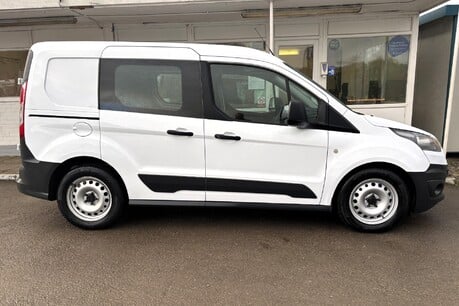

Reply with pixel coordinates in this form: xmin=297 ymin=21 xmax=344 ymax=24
xmin=276 ymin=40 xmax=319 ymax=82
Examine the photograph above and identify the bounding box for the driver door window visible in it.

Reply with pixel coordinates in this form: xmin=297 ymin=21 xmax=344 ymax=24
xmin=289 ymin=81 xmax=326 ymax=125
xmin=210 ymin=64 xmax=289 ymax=125
xmin=210 ymin=64 xmax=326 ymax=126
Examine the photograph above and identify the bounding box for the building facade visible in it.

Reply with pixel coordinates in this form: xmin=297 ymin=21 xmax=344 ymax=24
xmin=0 ymin=0 xmax=444 ymax=145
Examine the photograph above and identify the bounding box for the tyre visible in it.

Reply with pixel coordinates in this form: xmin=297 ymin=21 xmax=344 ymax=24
xmin=336 ymin=168 xmax=410 ymax=232
xmin=57 ymin=166 xmax=126 ymax=229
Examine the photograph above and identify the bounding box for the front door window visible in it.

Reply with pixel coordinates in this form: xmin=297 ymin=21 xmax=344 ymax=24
xmin=210 ymin=64 xmax=289 ymax=125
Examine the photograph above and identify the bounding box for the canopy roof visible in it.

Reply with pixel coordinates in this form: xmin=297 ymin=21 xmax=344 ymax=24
xmin=0 ymin=0 xmax=448 ymax=26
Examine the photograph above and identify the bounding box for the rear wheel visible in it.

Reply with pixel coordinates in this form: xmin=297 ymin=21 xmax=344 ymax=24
xmin=57 ymin=166 xmax=126 ymax=229
xmin=336 ymin=169 xmax=410 ymax=232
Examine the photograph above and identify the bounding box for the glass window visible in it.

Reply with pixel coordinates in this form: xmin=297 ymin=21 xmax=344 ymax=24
xmin=0 ymin=50 xmax=28 ymax=97
xmin=99 ymin=59 xmax=202 ymax=118
xmin=210 ymin=64 xmax=289 ymax=125
xmin=114 ymin=64 xmax=182 ymax=111
xmin=278 ymin=45 xmax=314 ymax=79
xmin=290 ymin=81 xmax=325 ymax=124
xmin=327 ymin=35 xmax=410 ymax=105
xmin=210 ymin=64 xmax=327 ymax=126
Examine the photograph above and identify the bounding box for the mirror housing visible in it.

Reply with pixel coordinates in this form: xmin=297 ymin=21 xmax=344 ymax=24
xmin=287 ymin=100 xmax=309 ymax=128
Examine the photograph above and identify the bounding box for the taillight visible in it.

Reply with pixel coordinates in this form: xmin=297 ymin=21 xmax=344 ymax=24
xmin=19 ymin=81 xmax=27 ymax=138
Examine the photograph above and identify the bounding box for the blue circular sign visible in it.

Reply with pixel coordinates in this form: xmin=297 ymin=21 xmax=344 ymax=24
xmin=388 ymin=36 xmax=409 ymax=57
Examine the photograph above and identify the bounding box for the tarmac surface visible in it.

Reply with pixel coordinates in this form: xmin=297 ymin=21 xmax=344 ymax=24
xmin=0 ymin=181 xmax=458 ymax=305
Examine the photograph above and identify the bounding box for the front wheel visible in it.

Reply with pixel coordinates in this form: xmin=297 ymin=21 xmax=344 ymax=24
xmin=57 ymin=166 xmax=126 ymax=229
xmin=336 ymin=169 xmax=410 ymax=232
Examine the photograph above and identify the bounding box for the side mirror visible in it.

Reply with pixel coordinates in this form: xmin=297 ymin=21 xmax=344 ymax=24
xmin=287 ymin=100 xmax=308 ymax=128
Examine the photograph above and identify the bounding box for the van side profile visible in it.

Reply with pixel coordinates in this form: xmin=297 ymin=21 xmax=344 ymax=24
xmin=17 ymin=42 xmax=447 ymax=232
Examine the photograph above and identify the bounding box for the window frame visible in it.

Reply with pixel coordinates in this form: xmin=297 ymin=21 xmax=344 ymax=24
xmin=99 ymin=58 xmax=203 ymax=118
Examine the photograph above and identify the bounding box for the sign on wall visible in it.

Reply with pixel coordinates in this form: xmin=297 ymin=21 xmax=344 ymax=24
xmin=388 ymin=36 xmax=410 ymax=57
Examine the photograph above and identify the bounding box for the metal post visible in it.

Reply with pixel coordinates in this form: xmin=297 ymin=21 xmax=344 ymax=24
xmin=269 ymin=0 xmax=274 ymax=52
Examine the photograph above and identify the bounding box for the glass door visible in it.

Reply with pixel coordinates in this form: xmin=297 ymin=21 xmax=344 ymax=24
xmin=276 ymin=40 xmax=319 ymax=82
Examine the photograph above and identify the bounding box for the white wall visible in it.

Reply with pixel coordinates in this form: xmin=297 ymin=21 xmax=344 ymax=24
xmin=0 ymin=100 xmax=19 ymax=145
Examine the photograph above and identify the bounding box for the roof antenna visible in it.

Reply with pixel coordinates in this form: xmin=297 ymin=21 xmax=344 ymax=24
xmin=254 ymin=27 xmax=274 ymax=56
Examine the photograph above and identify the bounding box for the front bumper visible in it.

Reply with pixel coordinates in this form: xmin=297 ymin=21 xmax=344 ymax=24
xmin=408 ymin=164 xmax=448 ymax=213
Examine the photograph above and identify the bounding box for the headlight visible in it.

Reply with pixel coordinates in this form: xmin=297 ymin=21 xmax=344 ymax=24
xmin=391 ymin=128 xmax=442 ymax=152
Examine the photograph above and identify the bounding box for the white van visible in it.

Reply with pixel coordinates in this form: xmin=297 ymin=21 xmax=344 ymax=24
xmin=17 ymin=41 xmax=447 ymax=232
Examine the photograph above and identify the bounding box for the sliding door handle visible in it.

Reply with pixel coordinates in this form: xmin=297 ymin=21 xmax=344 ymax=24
xmin=167 ymin=129 xmax=194 ymax=136
xmin=215 ymin=133 xmax=241 ymax=141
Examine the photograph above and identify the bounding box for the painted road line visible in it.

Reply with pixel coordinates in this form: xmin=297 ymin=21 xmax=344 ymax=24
xmin=0 ymin=174 xmax=18 ymax=181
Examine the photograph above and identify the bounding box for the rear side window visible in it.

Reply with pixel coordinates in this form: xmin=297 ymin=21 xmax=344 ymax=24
xmin=45 ymin=58 xmax=99 ymax=109
xmin=99 ymin=59 xmax=202 ymax=117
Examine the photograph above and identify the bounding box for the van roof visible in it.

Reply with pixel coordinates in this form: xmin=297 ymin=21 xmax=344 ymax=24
xmin=30 ymin=41 xmax=283 ymax=64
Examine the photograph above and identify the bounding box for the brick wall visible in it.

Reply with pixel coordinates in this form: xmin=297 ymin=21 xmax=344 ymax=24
xmin=0 ymin=101 xmax=19 ymax=146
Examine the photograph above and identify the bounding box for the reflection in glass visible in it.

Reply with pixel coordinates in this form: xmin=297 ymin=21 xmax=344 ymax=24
xmin=278 ymin=45 xmax=314 ymax=79
xmin=327 ymin=36 xmax=409 ymax=105
xmin=0 ymin=51 xmax=28 ymax=97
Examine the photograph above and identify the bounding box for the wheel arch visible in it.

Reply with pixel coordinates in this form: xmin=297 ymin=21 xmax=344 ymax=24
xmin=331 ymin=162 xmax=416 ymax=212
xmin=48 ymin=156 xmax=128 ymax=201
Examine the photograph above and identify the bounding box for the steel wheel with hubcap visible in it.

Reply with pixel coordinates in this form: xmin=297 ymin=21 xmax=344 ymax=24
xmin=336 ymin=168 xmax=410 ymax=232
xmin=66 ymin=176 xmax=112 ymax=222
xmin=349 ymin=178 xmax=399 ymax=225
xmin=57 ymin=166 xmax=126 ymax=229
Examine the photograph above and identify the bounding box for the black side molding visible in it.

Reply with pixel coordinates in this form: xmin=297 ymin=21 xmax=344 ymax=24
xmin=139 ymin=175 xmax=205 ymax=193
xmin=138 ymin=175 xmax=317 ymax=199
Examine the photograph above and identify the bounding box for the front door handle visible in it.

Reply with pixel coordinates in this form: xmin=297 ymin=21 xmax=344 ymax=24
xmin=167 ymin=129 xmax=194 ymax=137
xmin=215 ymin=133 xmax=241 ymax=141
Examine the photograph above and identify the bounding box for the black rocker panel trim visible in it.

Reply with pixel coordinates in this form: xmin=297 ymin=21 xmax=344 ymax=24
xmin=129 ymin=199 xmax=331 ymax=212
xmin=138 ymin=174 xmax=317 ymax=199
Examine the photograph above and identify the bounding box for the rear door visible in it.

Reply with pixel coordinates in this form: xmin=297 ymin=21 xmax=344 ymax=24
xmin=99 ymin=46 xmax=205 ymax=202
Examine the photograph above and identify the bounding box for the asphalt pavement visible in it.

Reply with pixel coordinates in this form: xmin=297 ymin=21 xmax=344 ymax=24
xmin=0 ymin=181 xmax=458 ymax=305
